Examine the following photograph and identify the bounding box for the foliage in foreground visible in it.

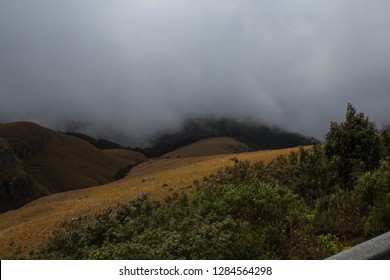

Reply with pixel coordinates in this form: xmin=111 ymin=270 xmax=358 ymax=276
xmin=24 ymin=182 xmax=348 ymax=260
xmin=15 ymin=104 xmax=390 ymax=259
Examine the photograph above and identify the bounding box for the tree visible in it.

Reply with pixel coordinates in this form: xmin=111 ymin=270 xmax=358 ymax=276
xmin=380 ymin=128 xmax=390 ymax=158
xmin=324 ymin=104 xmax=381 ymax=187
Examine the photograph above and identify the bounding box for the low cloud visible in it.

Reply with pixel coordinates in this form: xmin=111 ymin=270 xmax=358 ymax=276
xmin=1 ymin=0 xmax=389 ymax=145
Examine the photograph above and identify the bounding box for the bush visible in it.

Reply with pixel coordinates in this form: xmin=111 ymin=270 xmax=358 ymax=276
xmin=20 ymin=179 xmax=350 ymax=260
xmin=239 ymin=145 xmax=340 ymax=206
xmin=380 ymin=129 xmax=390 ymax=158
xmin=313 ymin=189 xmax=365 ymax=240
xmin=357 ymin=158 xmax=390 ymax=236
xmin=324 ymin=104 xmax=381 ymax=187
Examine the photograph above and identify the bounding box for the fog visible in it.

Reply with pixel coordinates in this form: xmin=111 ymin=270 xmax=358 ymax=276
xmin=1 ymin=0 xmax=390 ymax=145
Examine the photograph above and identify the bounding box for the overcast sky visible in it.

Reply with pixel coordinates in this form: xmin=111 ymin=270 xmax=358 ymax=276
xmin=1 ymin=0 xmax=389 ymax=145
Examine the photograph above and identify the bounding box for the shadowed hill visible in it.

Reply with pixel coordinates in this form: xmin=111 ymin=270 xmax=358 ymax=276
xmin=103 ymin=149 xmax=146 ymax=164
xmin=62 ymin=117 xmax=314 ymax=158
xmin=0 ymin=122 xmax=134 ymax=212
xmin=0 ymin=137 xmax=40 ymax=213
xmin=162 ymin=137 xmax=248 ymax=158
xmin=62 ymin=131 xmax=123 ymax=150
xmin=137 ymin=117 xmax=315 ymax=157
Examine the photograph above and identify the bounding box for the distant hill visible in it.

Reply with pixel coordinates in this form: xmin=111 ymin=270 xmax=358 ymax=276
xmin=137 ymin=117 xmax=315 ymax=157
xmin=0 ymin=122 xmax=134 ymax=213
xmin=162 ymin=137 xmax=248 ymax=158
xmin=62 ymin=117 xmax=314 ymax=158
xmin=62 ymin=131 xmax=123 ymax=150
xmin=103 ymin=149 xmax=146 ymax=164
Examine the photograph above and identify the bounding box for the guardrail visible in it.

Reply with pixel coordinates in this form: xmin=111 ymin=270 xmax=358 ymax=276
xmin=326 ymin=231 xmax=390 ymax=260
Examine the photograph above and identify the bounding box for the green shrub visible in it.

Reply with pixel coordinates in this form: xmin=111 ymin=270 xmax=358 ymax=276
xmin=380 ymin=129 xmax=390 ymax=158
xmin=357 ymin=158 xmax=390 ymax=236
xmin=324 ymin=104 xmax=381 ymax=187
xmin=313 ymin=189 xmax=365 ymax=240
xmin=21 ymin=179 xmax=351 ymax=260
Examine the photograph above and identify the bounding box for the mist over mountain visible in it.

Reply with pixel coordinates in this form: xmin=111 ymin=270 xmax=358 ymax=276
xmin=1 ymin=1 xmax=390 ymax=143
xmin=138 ymin=117 xmax=315 ymax=157
xmin=62 ymin=116 xmax=314 ymax=158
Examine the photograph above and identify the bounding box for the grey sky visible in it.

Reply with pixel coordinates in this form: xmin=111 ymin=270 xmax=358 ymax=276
xmin=1 ymin=0 xmax=389 ymax=145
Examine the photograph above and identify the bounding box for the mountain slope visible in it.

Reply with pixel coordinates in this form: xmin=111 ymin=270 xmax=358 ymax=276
xmin=103 ymin=149 xmax=146 ymax=164
xmin=0 ymin=137 xmax=40 ymax=213
xmin=0 ymin=122 xmax=133 ymax=210
xmin=138 ymin=117 xmax=314 ymax=157
xmin=162 ymin=137 xmax=248 ymax=158
xmin=0 ymin=146 xmax=305 ymax=258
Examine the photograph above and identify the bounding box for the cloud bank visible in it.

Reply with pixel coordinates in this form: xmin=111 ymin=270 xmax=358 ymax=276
xmin=1 ymin=0 xmax=390 ymax=145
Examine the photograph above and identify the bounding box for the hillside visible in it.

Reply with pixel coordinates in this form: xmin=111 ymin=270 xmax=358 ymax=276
xmin=0 ymin=146 xmax=302 ymax=258
xmin=0 ymin=122 xmax=134 ymax=212
xmin=62 ymin=131 xmax=123 ymax=150
xmin=103 ymin=149 xmax=146 ymax=164
xmin=60 ymin=117 xmax=314 ymax=158
xmin=162 ymin=137 xmax=248 ymax=158
xmin=135 ymin=117 xmax=314 ymax=157
xmin=0 ymin=137 xmax=40 ymax=213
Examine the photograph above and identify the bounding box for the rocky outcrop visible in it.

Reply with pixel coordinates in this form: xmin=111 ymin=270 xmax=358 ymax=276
xmin=0 ymin=137 xmax=40 ymax=213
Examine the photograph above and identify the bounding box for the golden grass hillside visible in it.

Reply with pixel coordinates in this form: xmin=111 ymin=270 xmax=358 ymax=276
xmin=162 ymin=137 xmax=248 ymax=158
xmin=0 ymin=122 xmax=132 ymax=194
xmin=0 ymin=145 xmax=304 ymax=258
xmin=103 ymin=149 xmax=146 ymax=164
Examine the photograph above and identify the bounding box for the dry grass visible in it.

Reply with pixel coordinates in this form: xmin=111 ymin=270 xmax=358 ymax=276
xmin=0 ymin=144 xmax=305 ymax=258
xmin=162 ymin=137 xmax=248 ymax=158
xmin=103 ymin=149 xmax=146 ymax=164
xmin=0 ymin=122 xmax=132 ymax=193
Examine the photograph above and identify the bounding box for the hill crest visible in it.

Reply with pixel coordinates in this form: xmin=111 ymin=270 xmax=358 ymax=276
xmin=0 ymin=121 xmax=134 ymax=212
xmin=162 ymin=137 xmax=248 ymax=158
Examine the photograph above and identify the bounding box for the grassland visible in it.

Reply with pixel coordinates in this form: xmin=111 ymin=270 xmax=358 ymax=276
xmin=103 ymin=149 xmax=146 ymax=163
xmin=162 ymin=137 xmax=249 ymax=158
xmin=0 ymin=122 xmax=132 ymax=194
xmin=0 ymin=144 xmax=301 ymax=258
